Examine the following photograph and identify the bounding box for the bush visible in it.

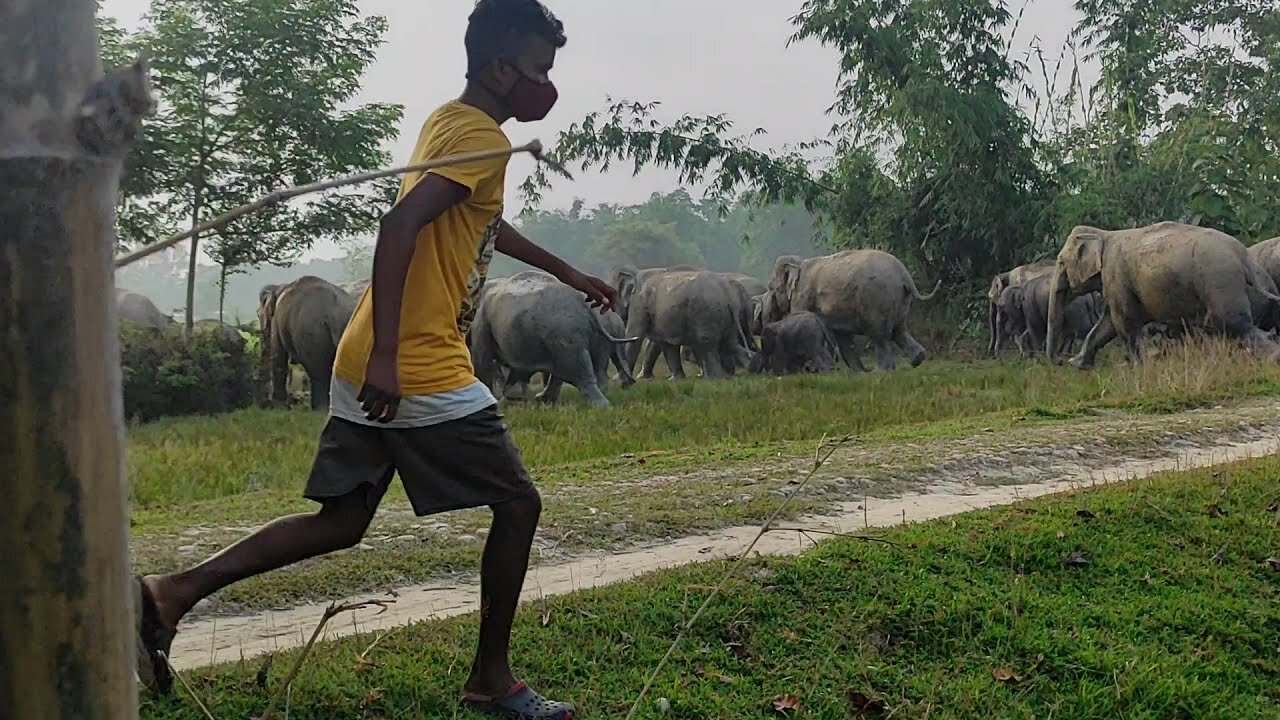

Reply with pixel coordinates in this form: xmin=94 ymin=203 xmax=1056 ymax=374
xmin=119 ymin=322 xmax=259 ymax=423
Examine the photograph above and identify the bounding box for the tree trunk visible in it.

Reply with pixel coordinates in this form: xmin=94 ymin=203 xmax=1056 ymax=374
xmin=184 ymin=191 xmax=203 ymax=334
xmin=0 ymin=1 xmax=149 ymax=717
xmin=218 ymin=262 xmax=227 ymax=322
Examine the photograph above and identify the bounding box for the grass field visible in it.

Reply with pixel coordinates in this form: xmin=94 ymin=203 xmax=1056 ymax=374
xmin=140 ymin=455 xmax=1280 ymax=719
xmin=125 ymin=340 xmax=1280 ymax=612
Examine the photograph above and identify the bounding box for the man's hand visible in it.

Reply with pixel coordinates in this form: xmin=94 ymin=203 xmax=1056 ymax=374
xmin=562 ymin=269 xmax=618 ymax=314
xmin=358 ymin=348 xmax=401 ymax=423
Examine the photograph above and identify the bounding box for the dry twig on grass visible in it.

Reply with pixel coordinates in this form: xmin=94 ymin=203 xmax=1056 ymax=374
xmin=254 ymin=599 xmax=394 ymax=720
xmin=622 ymin=434 xmax=853 ymax=720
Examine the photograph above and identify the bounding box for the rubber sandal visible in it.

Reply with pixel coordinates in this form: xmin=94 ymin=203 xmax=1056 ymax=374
xmin=133 ymin=575 xmax=176 ymax=695
xmin=461 ymin=680 xmax=576 ymax=719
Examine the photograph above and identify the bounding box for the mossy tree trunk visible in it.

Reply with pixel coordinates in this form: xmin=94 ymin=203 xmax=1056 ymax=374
xmin=0 ymin=0 xmax=151 ymax=717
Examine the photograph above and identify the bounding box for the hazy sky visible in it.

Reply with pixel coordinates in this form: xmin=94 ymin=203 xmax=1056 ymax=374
xmin=100 ymin=0 xmax=1094 ymax=259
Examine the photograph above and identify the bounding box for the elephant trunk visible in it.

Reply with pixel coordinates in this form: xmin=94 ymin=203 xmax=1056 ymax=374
xmin=1045 ymin=267 xmax=1069 ymax=363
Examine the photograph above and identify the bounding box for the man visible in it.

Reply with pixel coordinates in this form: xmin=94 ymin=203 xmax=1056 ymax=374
xmin=134 ymin=2 xmax=604 ymax=717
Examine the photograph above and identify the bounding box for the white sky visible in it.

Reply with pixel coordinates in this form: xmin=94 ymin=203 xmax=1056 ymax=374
xmin=100 ymin=0 xmax=1094 ymax=260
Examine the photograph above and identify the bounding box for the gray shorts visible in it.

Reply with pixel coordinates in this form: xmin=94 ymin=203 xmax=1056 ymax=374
xmin=303 ymin=404 xmax=536 ymax=516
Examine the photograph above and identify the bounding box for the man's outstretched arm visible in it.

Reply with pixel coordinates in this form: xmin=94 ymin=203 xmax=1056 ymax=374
xmin=360 ymin=174 xmax=471 ymax=423
xmin=494 ymin=219 xmax=618 ymax=313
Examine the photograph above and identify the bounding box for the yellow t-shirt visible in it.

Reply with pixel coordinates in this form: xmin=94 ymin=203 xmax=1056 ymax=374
xmin=333 ymin=100 xmax=511 ymax=396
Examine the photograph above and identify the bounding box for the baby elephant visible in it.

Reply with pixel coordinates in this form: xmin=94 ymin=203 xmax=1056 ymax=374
xmin=759 ymin=312 xmax=839 ymax=374
xmin=997 ymin=276 xmax=1101 ymax=358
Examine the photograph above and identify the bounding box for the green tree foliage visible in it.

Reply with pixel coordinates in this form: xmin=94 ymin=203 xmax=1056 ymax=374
xmin=103 ymin=0 xmax=403 ymax=327
xmin=523 ymin=0 xmax=1280 ymax=292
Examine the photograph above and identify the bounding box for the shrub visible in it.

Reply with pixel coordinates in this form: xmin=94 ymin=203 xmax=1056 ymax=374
xmin=119 ymin=322 xmax=259 ymax=422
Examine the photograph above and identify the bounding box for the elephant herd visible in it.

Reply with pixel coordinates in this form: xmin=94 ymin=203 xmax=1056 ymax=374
xmin=469 ymin=248 xmax=943 ymax=407
xmin=117 ymin=220 xmax=1280 ymax=415
xmin=988 ymin=222 xmax=1280 ymax=368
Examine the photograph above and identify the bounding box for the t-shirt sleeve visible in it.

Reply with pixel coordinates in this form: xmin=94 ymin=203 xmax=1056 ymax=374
xmin=424 ymin=123 xmax=511 ymax=196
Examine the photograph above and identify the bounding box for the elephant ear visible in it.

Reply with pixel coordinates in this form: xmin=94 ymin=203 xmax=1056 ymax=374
xmin=783 ymin=261 xmax=801 ymax=306
xmin=1066 ymin=229 xmax=1105 ymax=287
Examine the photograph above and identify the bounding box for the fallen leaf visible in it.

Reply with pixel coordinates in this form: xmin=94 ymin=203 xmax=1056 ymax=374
xmin=1075 ymin=509 xmax=1096 ymax=521
xmin=540 ymin=608 xmax=553 ymax=627
xmin=1055 ymin=531 xmax=1066 ymax=540
xmin=771 ymin=693 xmax=802 ymax=715
xmin=725 ymin=641 xmax=749 ymax=659
xmin=846 ymin=689 xmax=889 ymax=716
xmin=992 ymin=667 xmax=1023 ymax=682
xmin=1063 ymin=551 xmax=1091 ymax=567
xmin=1265 ymin=557 xmax=1280 ymax=572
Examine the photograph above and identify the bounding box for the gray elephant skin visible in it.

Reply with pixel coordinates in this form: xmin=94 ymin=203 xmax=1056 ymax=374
xmin=996 ymin=276 xmax=1101 ymax=358
xmin=1247 ymin=236 xmax=1280 ymax=331
xmin=762 ymin=249 xmax=941 ymax=372
xmin=611 ymin=264 xmax=760 ymax=378
xmin=986 ymin=259 xmax=1055 ymax=356
xmin=1046 ymin=221 xmax=1280 ymax=368
xmin=468 ymin=271 xmax=639 ymax=408
xmin=758 ymin=311 xmax=839 ymax=375
xmin=116 ymin=289 xmax=175 ymax=329
xmin=616 ymin=267 xmax=755 ymax=380
xmin=258 ymin=275 xmax=356 ymax=410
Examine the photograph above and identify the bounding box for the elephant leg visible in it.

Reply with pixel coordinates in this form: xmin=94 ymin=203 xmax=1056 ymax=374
xmin=309 ymin=369 xmax=331 ymax=411
xmin=987 ymin=301 xmax=1000 ymax=357
xmin=612 ymin=344 xmax=637 ymax=388
xmin=269 ymin=337 xmax=289 ymax=406
xmin=660 ymin=343 xmax=686 ymax=380
xmin=832 ymin=332 xmax=869 ymax=372
xmin=535 ymin=376 xmax=564 ymax=404
xmin=872 ymin=339 xmax=897 ymax=371
xmin=639 ymin=340 xmax=662 ymax=379
xmin=893 ymin=326 xmax=928 ymax=367
xmin=1069 ymin=309 xmax=1117 ymax=370
xmin=504 ymin=370 xmax=535 ymax=402
xmin=693 ymin=345 xmax=728 ymax=379
xmin=1014 ymin=330 xmax=1029 ymax=358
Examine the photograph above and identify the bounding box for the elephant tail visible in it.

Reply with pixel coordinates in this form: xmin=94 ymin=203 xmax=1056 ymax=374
xmin=590 ymin=312 xmax=642 ymax=344
xmin=908 ymin=276 xmax=942 ymax=301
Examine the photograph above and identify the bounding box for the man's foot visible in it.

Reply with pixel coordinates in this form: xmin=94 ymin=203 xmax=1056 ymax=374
xmin=133 ymin=575 xmax=178 ymax=695
xmin=462 ymin=681 xmax=575 ymax=719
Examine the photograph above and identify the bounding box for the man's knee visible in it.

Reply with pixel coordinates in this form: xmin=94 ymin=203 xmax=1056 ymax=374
xmin=494 ymin=486 xmax=542 ymax=525
xmin=316 ymin=490 xmax=375 ymax=548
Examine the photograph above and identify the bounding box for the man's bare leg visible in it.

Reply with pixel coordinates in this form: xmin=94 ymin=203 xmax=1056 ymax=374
xmin=142 ymin=490 xmax=375 ymax=630
xmin=464 ymin=489 xmax=543 ymax=696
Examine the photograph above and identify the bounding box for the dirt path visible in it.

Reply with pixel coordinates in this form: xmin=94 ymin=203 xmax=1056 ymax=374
xmin=166 ymin=431 xmax=1280 ymax=671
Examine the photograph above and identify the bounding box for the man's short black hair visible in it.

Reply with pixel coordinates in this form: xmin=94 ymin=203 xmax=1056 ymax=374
xmin=465 ymin=0 xmax=567 ymax=76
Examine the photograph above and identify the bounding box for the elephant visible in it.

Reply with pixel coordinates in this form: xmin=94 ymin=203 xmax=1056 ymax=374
xmin=758 ymin=311 xmax=839 ymax=375
xmin=761 ymin=249 xmax=941 ymax=372
xmin=628 ymin=270 xmax=763 ymax=378
xmin=986 ymin=259 xmax=1055 ymax=356
xmin=1045 ymin=221 xmax=1280 ymax=369
xmin=1247 ymin=236 xmax=1280 ymax=331
xmin=468 ymin=270 xmax=640 ymax=408
xmin=116 ymin=289 xmax=175 ymax=329
xmin=258 ymin=275 xmax=357 ymax=410
xmin=191 ymin=318 xmax=247 ymax=352
xmin=618 ymin=268 xmax=756 ymax=380
xmin=997 ymin=276 xmax=1102 ymax=358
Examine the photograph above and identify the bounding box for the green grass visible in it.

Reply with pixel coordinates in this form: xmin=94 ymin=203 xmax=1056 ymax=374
xmin=140 ymin=456 xmax=1280 ymax=719
xmin=127 ymin=340 xmax=1280 ymax=513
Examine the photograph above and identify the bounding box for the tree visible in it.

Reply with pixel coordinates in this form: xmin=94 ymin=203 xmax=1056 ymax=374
xmin=111 ymin=0 xmax=402 ymax=328
xmin=3 ymin=0 xmax=144 ymax=715
xmin=588 ymin=219 xmax=703 ymax=270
